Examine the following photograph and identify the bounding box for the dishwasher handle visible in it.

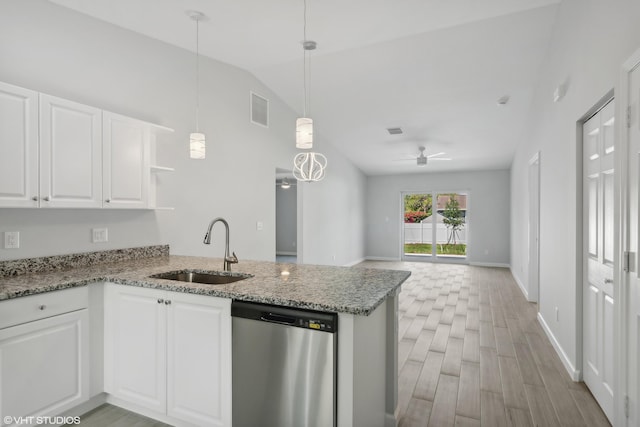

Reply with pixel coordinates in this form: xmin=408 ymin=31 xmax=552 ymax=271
xmin=260 ymin=312 xmax=297 ymax=326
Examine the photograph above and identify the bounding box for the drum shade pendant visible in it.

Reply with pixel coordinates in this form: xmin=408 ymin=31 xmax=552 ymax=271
xmin=188 ymin=11 xmax=206 ymax=159
xmin=296 ymin=2 xmax=315 ymax=150
xmin=296 ymin=117 xmax=313 ymax=149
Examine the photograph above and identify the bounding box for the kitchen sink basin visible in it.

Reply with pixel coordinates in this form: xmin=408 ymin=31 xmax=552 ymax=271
xmin=150 ymin=270 xmax=253 ymax=285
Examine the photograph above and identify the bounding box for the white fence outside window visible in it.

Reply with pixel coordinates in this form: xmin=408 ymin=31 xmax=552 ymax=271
xmin=404 ymin=217 xmax=467 ymax=245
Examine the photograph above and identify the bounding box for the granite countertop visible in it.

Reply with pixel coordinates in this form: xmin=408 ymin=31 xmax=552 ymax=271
xmin=0 ymin=251 xmax=410 ymax=316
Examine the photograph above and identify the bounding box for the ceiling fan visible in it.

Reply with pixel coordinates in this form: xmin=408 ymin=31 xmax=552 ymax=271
xmin=393 ymin=146 xmax=451 ymax=167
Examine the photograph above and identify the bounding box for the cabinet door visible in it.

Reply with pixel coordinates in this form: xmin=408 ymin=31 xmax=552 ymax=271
xmin=166 ymin=293 xmax=231 ymax=427
xmin=103 ymin=112 xmax=150 ymax=209
xmin=0 ymin=309 xmax=89 ymax=426
xmin=39 ymin=94 xmax=102 ymax=208
xmin=0 ymin=81 xmax=38 ymax=208
xmin=104 ymin=284 xmax=166 ymax=413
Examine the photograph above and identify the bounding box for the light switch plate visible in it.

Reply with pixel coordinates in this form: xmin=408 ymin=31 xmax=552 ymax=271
xmin=256 ymin=221 xmax=263 ymax=231
xmin=4 ymin=231 xmax=19 ymax=249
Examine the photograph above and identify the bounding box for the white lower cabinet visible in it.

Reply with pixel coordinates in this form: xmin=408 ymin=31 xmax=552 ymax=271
xmin=0 ymin=288 xmax=89 ymax=427
xmin=104 ymin=283 xmax=231 ymax=427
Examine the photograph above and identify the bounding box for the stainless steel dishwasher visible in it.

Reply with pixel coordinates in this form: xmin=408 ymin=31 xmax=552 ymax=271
xmin=231 ymin=301 xmax=338 ymax=427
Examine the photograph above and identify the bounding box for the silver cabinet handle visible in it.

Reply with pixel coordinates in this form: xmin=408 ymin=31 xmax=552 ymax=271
xmin=157 ymin=298 xmax=164 ymax=304
xmin=43 ymin=196 xmax=50 ymax=202
xmin=32 ymin=196 xmax=38 ymax=201
xmin=164 ymin=300 xmax=171 ymax=305
xmin=605 ymin=278 xmax=614 ymax=284
xmin=105 ymin=199 xmax=111 ymax=203
xmin=38 ymin=305 xmax=46 ymax=310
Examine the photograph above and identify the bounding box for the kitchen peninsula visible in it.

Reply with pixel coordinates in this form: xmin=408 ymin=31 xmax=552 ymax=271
xmin=0 ymin=245 xmax=410 ymax=427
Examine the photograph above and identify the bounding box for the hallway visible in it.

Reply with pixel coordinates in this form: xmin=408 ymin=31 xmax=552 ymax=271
xmin=361 ymin=261 xmax=611 ymax=427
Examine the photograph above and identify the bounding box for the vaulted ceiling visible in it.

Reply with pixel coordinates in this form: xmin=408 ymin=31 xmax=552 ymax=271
xmin=50 ymin=0 xmax=560 ymax=175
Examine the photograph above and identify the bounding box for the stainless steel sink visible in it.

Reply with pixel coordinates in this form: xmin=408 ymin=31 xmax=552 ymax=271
xmin=150 ymin=270 xmax=253 ymax=285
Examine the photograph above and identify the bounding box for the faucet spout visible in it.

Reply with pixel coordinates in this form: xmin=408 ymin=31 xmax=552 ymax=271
xmin=203 ymin=217 xmax=238 ymax=271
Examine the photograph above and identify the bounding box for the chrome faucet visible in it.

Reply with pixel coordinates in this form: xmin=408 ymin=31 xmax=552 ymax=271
xmin=203 ymin=217 xmax=238 ymax=271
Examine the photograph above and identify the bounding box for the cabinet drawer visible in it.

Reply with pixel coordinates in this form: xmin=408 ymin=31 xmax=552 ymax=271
xmin=0 ymin=286 xmax=88 ymax=329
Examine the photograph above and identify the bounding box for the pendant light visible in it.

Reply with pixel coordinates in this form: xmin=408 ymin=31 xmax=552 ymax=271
xmin=188 ymin=11 xmax=206 ymax=159
xmin=293 ymin=0 xmax=327 ymax=182
xmin=296 ymin=0 xmax=314 ymax=149
xmin=293 ymin=151 xmax=327 ymax=182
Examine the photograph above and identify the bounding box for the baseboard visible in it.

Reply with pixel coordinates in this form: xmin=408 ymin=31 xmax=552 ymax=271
xmin=276 ymin=251 xmax=297 ymax=256
xmin=510 ymin=268 xmax=529 ymax=300
xmin=344 ymin=257 xmax=366 ymax=267
xmin=106 ymin=396 xmax=193 ymax=427
xmin=365 ymin=256 xmax=401 ymax=262
xmin=470 ymin=262 xmax=510 ymax=268
xmin=537 ymin=312 xmax=581 ymax=381
xmin=385 ymin=412 xmax=398 ymax=427
xmin=57 ymin=394 xmax=107 ymax=425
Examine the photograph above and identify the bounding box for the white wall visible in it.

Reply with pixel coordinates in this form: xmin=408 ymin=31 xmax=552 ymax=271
xmin=300 ymin=141 xmax=368 ymax=266
xmin=510 ymin=0 xmax=640 ymax=374
xmin=366 ymin=170 xmax=510 ymax=265
xmin=275 ymin=185 xmax=297 ymax=255
xmin=0 ymin=0 xmax=367 ymax=266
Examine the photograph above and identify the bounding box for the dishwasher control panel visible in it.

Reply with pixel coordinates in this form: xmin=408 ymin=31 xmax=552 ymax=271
xmin=232 ymin=300 xmax=338 ymax=333
xmin=304 ymin=319 xmax=334 ymax=332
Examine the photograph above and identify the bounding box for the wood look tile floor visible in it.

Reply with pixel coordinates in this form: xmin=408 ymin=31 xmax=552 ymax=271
xmin=362 ymin=260 xmax=611 ymax=427
xmin=65 ymin=404 xmax=171 ymax=426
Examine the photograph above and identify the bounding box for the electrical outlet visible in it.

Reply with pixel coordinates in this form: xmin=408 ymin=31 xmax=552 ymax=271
xmin=4 ymin=231 xmax=20 ymax=249
xmin=92 ymin=228 xmax=108 ymax=243
xmin=256 ymin=221 xmax=263 ymax=231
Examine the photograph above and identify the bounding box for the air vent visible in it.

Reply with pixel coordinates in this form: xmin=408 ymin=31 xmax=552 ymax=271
xmin=387 ymin=127 xmax=403 ymax=135
xmin=251 ymin=92 xmax=269 ymax=127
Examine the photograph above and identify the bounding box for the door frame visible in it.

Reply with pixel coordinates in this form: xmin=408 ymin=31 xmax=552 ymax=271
xmin=576 ymin=89 xmax=619 ymax=423
xmin=528 ymin=152 xmax=540 ymax=303
xmin=617 ymin=47 xmax=640 ymax=427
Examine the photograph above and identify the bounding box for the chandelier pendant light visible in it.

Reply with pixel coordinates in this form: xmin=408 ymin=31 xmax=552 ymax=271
xmin=188 ymin=11 xmax=206 ymax=159
xmin=294 ymin=152 xmax=327 ymax=182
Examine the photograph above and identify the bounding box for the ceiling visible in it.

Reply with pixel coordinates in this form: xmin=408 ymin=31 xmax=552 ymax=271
xmin=50 ymin=0 xmax=560 ymax=175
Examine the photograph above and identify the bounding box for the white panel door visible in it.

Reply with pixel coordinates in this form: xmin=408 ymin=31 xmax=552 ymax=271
xmin=104 ymin=284 xmax=166 ymax=413
xmin=166 ymin=292 xmax=231 ymax=427
xmin=0 ymin=81 xmax=39 ymax=207
xmin=0 ymin=310 xmax=89 ymax=426
xmin=583 ymin=99 xmax=615 ymax=422
xmin=626 ymin=59 xmax=640 ymax=427
xmin=102 ymin=111 xmax=149 ymax=209
xmin=39 ymin=94 xmax=102 ymax=208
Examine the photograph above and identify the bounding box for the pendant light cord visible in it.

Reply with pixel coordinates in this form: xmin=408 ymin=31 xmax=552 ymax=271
xmin=195 ymin=17 xmax=200 ymax=132
xmin=303 ymin=0 xmax=309 ymax=117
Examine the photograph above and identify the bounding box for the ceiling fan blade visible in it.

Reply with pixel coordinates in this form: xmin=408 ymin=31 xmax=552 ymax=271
xmin=426 ymin=152 xmax=446 ymax=158
xmin=429 ymin=157 xmax=452 ymax=161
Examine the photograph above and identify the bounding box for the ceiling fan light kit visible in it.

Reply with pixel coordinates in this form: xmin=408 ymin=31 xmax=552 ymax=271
xmin=417 ymin=146 xmax=428 ymax=166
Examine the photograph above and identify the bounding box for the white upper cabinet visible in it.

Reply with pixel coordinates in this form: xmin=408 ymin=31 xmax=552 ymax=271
xmin=0 ymin=80 xmax=173 ymax=210
xmin=103 ymin=112 xmax=150 ymax=209
xmin=40 ymin=94 xmax=102 ymax=208
xmin=0 ymin=81 xmax=39 ymax=208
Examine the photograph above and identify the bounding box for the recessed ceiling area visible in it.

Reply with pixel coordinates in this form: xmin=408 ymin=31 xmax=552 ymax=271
xmin=49 ymin=0 xmax=560 ymax=175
